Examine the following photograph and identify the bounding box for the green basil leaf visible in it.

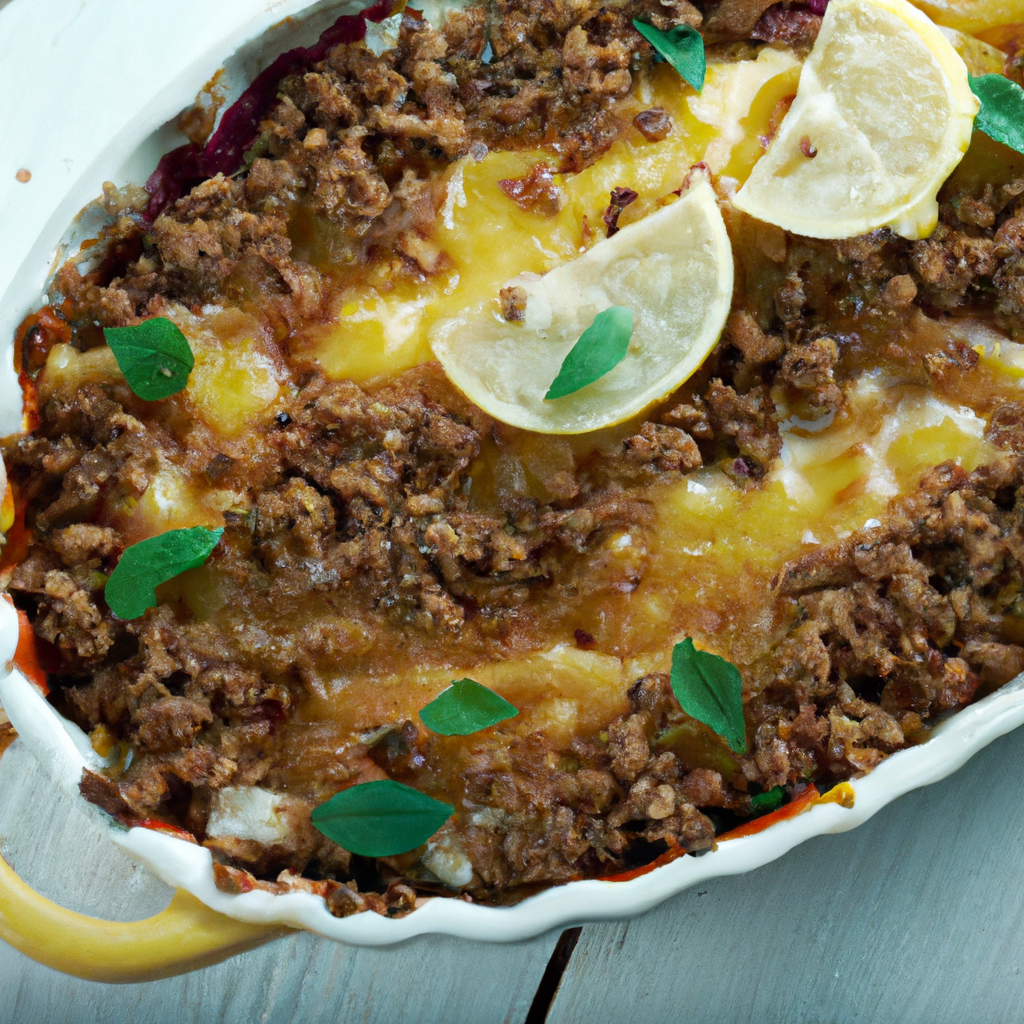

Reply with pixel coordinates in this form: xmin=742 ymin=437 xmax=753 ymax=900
xmin=750 ymin=786 xmax=784 ymax=814
xmin=669 ymin=638 xmax=748 ymax=754
xmin=632 ymin=21 xmax=705 ymax=93
xmin=104 ymin=318 xmax=195 ymax=400
xmin=545 ymin=306 xmax=634 ymax=401
xmin=970 ymin=74 xmax=1024 ymax=156
xmin=311 ymin=779 xmax=454 ymax=857
xmin=420 ymin=678 xmax=519 ymax=735
xmin=104 ymin=526 xmax=223 ymax=619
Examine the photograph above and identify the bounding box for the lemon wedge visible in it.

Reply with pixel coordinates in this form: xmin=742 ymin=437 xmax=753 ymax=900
xmin=429 ymin=179 xmax=733 ymax=434
xmin=733 ymin=0 xmax=978 ymax=240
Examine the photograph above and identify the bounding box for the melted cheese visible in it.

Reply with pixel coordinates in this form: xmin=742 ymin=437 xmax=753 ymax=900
xmin=183 ymin=306 xmax=283 ymax=438
xmin=637 ymin=381 xmax=993 ymax=669
xmin=688 ymin=47 xmax=801 ymax=181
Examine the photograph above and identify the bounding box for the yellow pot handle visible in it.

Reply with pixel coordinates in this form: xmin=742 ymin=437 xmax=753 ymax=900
xmin=0 ymin=852 xmax=289 ymax=982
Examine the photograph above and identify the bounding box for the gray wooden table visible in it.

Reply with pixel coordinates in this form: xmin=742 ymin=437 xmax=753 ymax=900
xmin=5 ymin=0 xmax=1024 ymax=1019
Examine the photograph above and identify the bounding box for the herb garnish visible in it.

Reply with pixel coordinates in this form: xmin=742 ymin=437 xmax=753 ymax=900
xmin=545 ymin=306 xmax=634 ymax=400
xmin=311 ymin=779 xmax=454 ymax=857
xmin=669 ymin=638 xmax=748 ymax=754
xmin=104 ymin=318 xmax=195 ymax=400
xmin=750 ymin=786 xmax=784 ymax=814
xmin=969 ymin=74 xmax=1024 ymax=157
xmin=420 ymin=678 xmax=519 ymax=736
xmin=104 ymin=526 xmax=223 ymax=620
xmin=632 ymin=21 xmax=706 ymax=93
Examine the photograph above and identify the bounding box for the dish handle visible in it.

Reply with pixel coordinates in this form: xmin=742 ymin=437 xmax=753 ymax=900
xmin=0 ymin=852 xmax=289 ymax=982
xmin=0 ymin=597 xmax=288 ymax=980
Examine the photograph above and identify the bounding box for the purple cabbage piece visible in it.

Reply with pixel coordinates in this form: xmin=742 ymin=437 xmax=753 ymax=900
xmin=144 ymin=0 xmax=395 ymax=220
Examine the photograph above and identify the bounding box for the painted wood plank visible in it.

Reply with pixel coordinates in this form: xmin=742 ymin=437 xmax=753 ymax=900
xmin=0 ymin=739 xmax=561 ymax=1024
xmin=547 ymin=725 xmax=1024 ymax=1024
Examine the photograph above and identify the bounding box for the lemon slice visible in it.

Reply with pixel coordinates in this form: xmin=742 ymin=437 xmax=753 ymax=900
xmin=733 ymin=0 xmax=978 ymax=240
xmin=429 ymin=179 xmax=733 ymax=434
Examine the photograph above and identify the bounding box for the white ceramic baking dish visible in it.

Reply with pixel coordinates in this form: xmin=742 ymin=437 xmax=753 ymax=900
xmin=3 ymin=0 xmax=1024 ymax=946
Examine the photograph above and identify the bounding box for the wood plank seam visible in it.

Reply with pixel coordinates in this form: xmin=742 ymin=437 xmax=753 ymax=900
xmin=523 ymin=927 xmax=583 ymax=1024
